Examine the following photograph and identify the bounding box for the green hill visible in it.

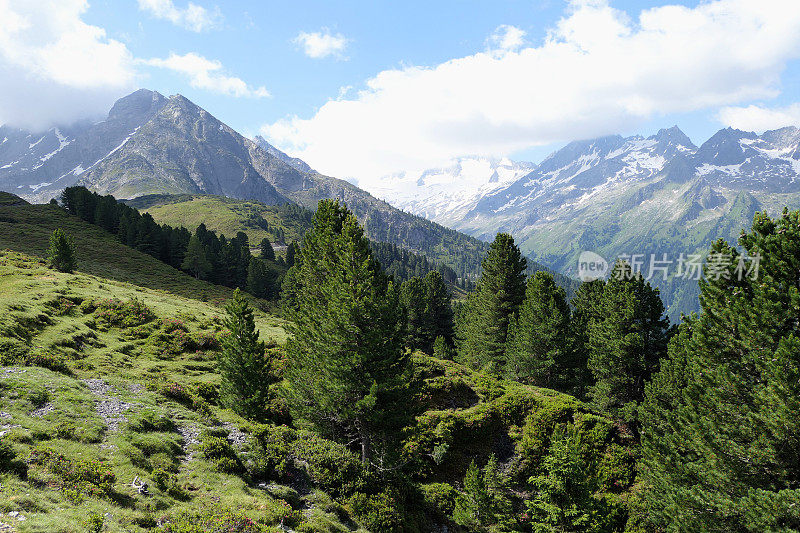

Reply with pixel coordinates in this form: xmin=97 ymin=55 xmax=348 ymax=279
xmin=0 ymin=192 xmax=235 ymax=304
xmin=0 ymin=250 xmax=634 ymax=532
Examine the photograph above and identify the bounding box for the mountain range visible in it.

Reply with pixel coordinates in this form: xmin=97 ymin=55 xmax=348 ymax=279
xmin=364 ymin=125 xmax=800 ymax=317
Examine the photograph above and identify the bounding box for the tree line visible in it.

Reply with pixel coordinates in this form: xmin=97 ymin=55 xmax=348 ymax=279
xmin=60 ymin=186 xmax=284 ymax=299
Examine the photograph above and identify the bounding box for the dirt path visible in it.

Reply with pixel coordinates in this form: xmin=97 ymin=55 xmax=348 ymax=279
xmin=81 ymin=379 xmax=138 ymax=433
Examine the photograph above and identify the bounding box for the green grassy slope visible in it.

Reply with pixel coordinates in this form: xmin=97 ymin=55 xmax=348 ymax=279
xmin=127 ymin=194 xmax=312 ymax=249
xmin=0 ymin=193 xmax=236 ymax=303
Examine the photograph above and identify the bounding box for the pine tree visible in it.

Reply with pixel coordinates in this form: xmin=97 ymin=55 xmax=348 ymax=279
xmin=423 ymin=271 xmax=455 ymax=351
xmin=259 ymin=238 xmax=275 ymax=261
xmin=48 ymin=228 xmax=77 ymax=273
xmin=246 ymin=257 xmax=277 ymax=299
xmin=218 ymin=289 xmax=275 ymax=421
xmin=283 ymin=200 xmax=407 ymax=466
xmin=639 ymin=210 xmax=800 ymax=531
xmin=182 ymin=235 xmax=211 ymax=279
xmin=285 ymin=241 xmax=297 ymax=268
xmin=400 ymin=277 xmax=427 ymax=351
xmin=505 ymin=271 xmax=575 ymax=391
xmin=457 ymin=233 xmax=527 ymax=371
xmin=587 ymin=261 xmax=671 ymax=425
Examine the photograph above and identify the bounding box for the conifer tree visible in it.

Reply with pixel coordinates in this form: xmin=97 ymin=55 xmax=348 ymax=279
xmin=639 ymin=210 xmax=800 ymax=531
xmin=48 ymin=228 xmax=77 ymax=273
xmin=283 ymin=200 xmax=407 ymax=466
xmin=218 ymin=289 xmax=275 ymax=421
xmin=505 ymin=271 xmax=575 ymax=391
xmin=400 ymin=277 xmax=427 ymax=351
xmin=423 ymin=271 xmax=455 ymax=350
xmin=182 ymin=235 xmax=211 ymax=279
xmin=457 ymin=233 xmax=526 ymax=371
xmin=285 ymin=241 xmax=297 ymax=268
xmin=246 ymin=257 xmax=271 ymax=299
xmin=259 ymin=238 xmax=275 ymax=261
xmin=587 ymin=262 xmax=671 ymax=424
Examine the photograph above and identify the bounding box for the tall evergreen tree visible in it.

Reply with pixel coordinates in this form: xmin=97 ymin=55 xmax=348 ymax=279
xmin=48 ymin=228 xmax=77 ymax=273
xmin=218 ymin=289 xmax=275 ymax=421
xmin=246 ymin=257 xmax=273 ymax=299
xmin=259 ymin=237 xmax=275 ymax=261
xmin=505 ymin=271 xmax=575 ymax=391
xmin=423 ymin=271 xmax=455 ymax=350
xmin=285 ymin=241 xmax=297 ymax=268
xmin=283 ymin=200 xmax=407 ymax=466
xmin=639 ymin=210 xmax=800 ymax=531
xmin=587 ymin=261 xmax=671 ymax=425
xmin=400 ymin=277 xmax=427 ymax=351
xmin=457 ymin=233 xmax=527 ymax=371
xmin=182 ymin=235 xmax=211 ymax=279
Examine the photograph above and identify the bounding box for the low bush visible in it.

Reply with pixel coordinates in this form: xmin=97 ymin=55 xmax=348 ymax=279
xmin=199 ymin=431 xmax=244 ymax=474
xmin=0 ymin=439 xmax=28 ymax=478
xmin=347 ymin=490 xmax=404 ymax=533
xmin=27 ymin=447 xmax=115 ymax=498
xmin=93 ymin=298 xmax=156 ymax=329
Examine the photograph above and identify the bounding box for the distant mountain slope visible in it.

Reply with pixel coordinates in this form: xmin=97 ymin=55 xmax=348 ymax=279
xmin=367 ymin=156 xmax=535 ymax=227
xmin=0 ymin=89 xmax=167 ymax=200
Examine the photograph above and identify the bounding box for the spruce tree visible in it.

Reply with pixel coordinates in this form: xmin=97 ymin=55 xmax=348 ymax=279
xmin=639 ymin=210 xmax=800 ymax=531
xmin=182 ymin=235 xmax=211 ymax=279
xmin=587 ymin=261 xmax=671 ymax=425
xmin=457 ymin=233 xmax=526 ymax=371
xmin=283 ymin=200 xmax=407 ymax=466
xmin=259 ymin=238 xmax=275 ymax=261
xmin=218 ymin=289 xmax=275 ymax=421
xmin=48 ymin=228 xmax=77 ymax=273
xmin=505 ymin=271 xmax=575 ymax=391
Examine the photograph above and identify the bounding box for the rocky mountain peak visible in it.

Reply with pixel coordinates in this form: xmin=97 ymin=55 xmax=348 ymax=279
xmin=107 ymin=89 xmax=166 ymax=123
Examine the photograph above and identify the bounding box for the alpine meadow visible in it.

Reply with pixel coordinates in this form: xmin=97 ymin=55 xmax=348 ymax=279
xmin=2 ymin=1 xmax=800 ymax=532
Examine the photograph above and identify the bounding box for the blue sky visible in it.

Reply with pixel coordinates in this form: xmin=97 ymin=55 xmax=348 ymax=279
xmin=2 ymin=0 xmax=800 ymax=186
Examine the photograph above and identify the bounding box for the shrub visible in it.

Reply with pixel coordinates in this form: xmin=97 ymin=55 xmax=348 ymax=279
xmin=199 ymin=432 xmax=243 ymax=474
xmin=94 ymin=298 xmax=156 ymax=329
xmin=0 ymin=439 xmax=28 ymax=478
xmin=291 ymin=432 xmax=365 ymax=498
xmin=420 ymin=482 xmax=458 ymax=517
xmin=161 ymin=506 xmax=264 ymax=533
xmin=250 ymin=424 xmax=295 ymax=479
xmin=347 ymin=491 xmax=404 ymax=533
xmin=27 ymin=447 xmax=115 ymax=498
xmin=126 ymin=409 xmax=175 ymax=433
xmin=24 ymin=350 xmax=71 ymax=374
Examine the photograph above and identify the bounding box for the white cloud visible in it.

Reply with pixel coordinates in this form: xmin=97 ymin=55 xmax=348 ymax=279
xmin=137 ymin=0 xmax=221 ymax=32
xmin=142 ymin=52 xmax=270 ymax=98
xmin=0 ymin=0 xmax=136 ymax=130
xmin=293 ymin=29 xmax=349 ymax=59
xmin=487 ymin=25 xmax=526 ymax=53
xmin=718 ymin=103 xmax=800 ymax=132
xmin=262 ymin=0 xmax=800 ymax=187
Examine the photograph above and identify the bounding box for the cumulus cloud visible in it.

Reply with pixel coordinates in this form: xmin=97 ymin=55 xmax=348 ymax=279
xmin=0 ymin=0 xmax=137 ymax=131
xmin=718 ymin=103 xmax=800 ymax=132
xmin=487 ymin=25 xmax=526 ymax=53
xmin=141 ymin=52 xmax=270 ymax=98
xmin=293 ymin=29 xmax=349 ymax=59
xmin=137 ymin=0 xmax=221 ymax=32
xmin=262 ymin=0 xmax=800 ymax=186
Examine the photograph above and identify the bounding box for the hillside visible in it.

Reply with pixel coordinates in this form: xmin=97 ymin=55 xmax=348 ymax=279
xmin=0 ymin=192 xmax=240 ymax=304
xmin=125 ymin=194 xmax=313 ymax=250
xmin=0 ymin=251 xmax=635 ymax=532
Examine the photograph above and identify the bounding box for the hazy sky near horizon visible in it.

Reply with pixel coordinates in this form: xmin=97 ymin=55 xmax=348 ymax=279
xmin=2 ymin=0 xmax=800 ymax=186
